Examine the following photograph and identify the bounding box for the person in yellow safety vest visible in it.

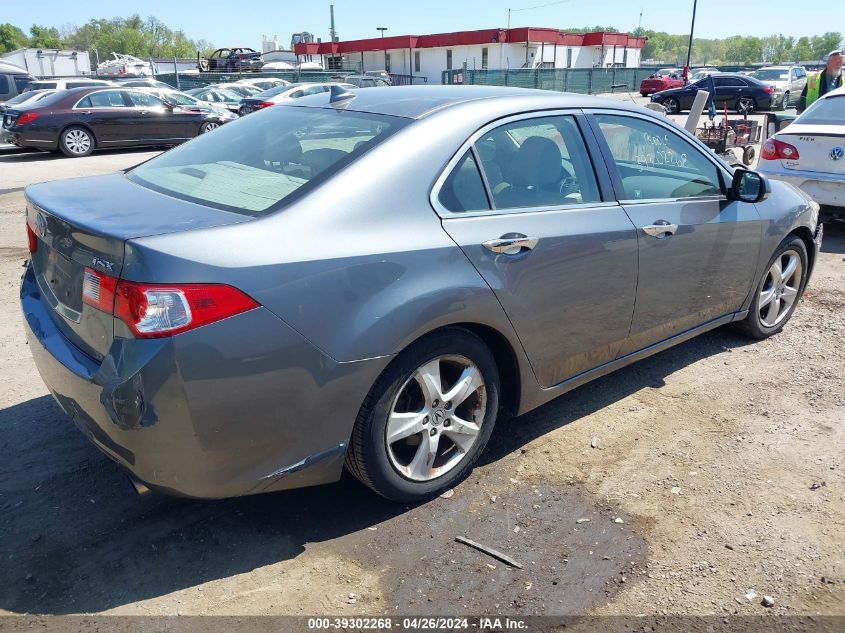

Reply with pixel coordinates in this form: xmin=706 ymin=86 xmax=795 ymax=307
xmin=797 ymin=49 xmax=843 ymax=113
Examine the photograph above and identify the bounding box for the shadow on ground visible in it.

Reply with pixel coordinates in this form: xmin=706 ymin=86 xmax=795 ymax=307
xmin=0 ymin=323 xmax=755 ymax=615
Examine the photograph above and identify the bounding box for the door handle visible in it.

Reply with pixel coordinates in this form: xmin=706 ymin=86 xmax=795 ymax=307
xmin=482 ymin=234 xmax=539 ymax=255
xmin=642 ymin=220 xmax=678 ymax=239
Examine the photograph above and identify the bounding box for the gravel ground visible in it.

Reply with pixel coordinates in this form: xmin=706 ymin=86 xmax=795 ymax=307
xmin=0 ymin=146 xmax=843 ymax=619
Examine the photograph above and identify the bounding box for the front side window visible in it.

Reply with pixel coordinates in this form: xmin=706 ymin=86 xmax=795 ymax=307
xmin=438 ymin=151 xmax=489 ymax=213
xmin=594 ymin=114 xmax=722 ymax=201
xmin=14 ymin=76 xmax=32 ymax=92
xmin=129 ymin=108 xmax=407 ymax=215
xmin=476 ymin=115 xmax=601 ymax=210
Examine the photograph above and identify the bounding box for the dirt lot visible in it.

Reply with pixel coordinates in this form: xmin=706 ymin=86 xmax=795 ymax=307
xmin=0 ymin=146 xmax=843 ymax=619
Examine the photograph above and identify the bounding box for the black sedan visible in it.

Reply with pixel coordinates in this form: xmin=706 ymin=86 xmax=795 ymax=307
xmin=2 ymin=86 xmax=233 ymax=157
xmin=651 ymin=73 xmax=775 ymax=114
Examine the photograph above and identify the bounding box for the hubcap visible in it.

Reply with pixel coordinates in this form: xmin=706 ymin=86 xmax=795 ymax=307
xmin=65 ymin=129 xmax=91 ymax=154
xmin=386 ymin=354 xmax=487 ymax=482
xmin=759 ymin=249 xmax=802 ymax=328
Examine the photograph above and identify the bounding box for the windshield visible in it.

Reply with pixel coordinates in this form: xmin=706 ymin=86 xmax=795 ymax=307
xmin=128 ymin=106 xmax=408 ymax=216
xmin=798 ymin=95 xmax=845 ymax=125
xmin=751 ymin=69 xmax=789 ymax=81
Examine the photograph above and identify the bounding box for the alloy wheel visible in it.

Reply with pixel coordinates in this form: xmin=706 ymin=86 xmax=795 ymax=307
xmin=201 ymin=122 xmax=220 ymax=133
xmin=64 ymin=129 xmax=91 ymax=155
xmin=759 ymin=249 xmax=802 ymax=328
xmin=385 ymin=354 xmax=487 ymax=482
xmin=737 ymin=97 xmax=755 ymax=115
xmin=664 ymin=97 xmax=680 ymax=114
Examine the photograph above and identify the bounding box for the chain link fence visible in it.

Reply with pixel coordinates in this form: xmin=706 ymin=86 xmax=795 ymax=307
xmin=442 ymin=68 xmax=667 ymax=94
xmin=155 ymin=71 xmax=362 ymax=90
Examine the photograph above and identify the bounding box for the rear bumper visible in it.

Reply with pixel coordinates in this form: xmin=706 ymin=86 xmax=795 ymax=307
xmin=758 ymin=166 xmax=845 ymax=209
xmin=5 ymin=129 xmax=58 ymax=150
xmin=21 ymin=263 xmax=389 ymax=498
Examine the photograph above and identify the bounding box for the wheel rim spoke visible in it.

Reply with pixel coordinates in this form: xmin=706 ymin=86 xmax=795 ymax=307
xmin=781 ymin=286 xmax=798 ymax=309
xmin=441 ymin=366 xmax=481 ymax=409
xmin=415 ymin=359 xmax=444 ymax=406
xmin=763 ymin=296 xmax=781 ymax=325
xmin=443 ymin=415 xmax=481 ymax=452
xmin=407 ymin=431 xmax=438 ymax=480
xmin=781 ymin=254 xmax=798 ymax=284
xmin=386 ymin=411 xmax=427 ymax=444
xmin=759 ymin=286 xmax=776 ymax=308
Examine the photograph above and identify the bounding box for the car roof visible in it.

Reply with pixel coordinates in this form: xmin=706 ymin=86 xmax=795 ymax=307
xmin=289 ymin=85 xmax=664 ymax=120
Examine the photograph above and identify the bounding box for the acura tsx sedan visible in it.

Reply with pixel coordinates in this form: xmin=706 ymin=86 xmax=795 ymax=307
xmin=21 ymin=86 xmax=822 ymax=501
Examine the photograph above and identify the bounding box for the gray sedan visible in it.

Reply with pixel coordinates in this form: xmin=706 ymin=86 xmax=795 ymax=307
xmin=21 ymin=86 xmax=822 ymax=501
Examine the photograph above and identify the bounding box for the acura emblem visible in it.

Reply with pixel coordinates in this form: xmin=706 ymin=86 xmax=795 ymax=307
xmin=831 ymin=147 xmax=844 ymax=161
xmin=35 ymin=212 xmax=47 ymax=238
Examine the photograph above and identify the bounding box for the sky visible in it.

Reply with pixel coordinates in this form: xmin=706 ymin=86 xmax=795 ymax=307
xmin=2 ymin=0 xmax=835 ymax=47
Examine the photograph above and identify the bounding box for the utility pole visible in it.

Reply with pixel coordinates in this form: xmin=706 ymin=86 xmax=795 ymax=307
xmin=685 ymin=0 xmax=697 ymax=69
xmin=377 ymin=27 xmax=388 ymax=71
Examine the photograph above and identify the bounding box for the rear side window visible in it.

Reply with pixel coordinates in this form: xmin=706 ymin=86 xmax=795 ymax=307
xmin=84 ymin=91 xmax=128 ymax=107
xmin=129 ymin=107 xmax=408 ymax=215
xmin=477 ymin=115 xmax=601 ymax=210
xmin=438 ymin=151 xmax=490 ymax=212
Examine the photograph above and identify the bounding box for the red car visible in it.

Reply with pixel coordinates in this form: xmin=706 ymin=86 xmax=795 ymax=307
xmin=639 ymin=68 xmax=685 ymax=97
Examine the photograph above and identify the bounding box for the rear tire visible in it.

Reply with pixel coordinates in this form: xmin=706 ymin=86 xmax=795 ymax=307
xmin=59 ymin=126 xmax=94 ymax=157
xmin=199 ymin=121 xmax=220 ymax=134
xmin=346 ymin=328 xmax=500 ymax=502
xmin=735 ymin=236 xmax=808 ymax=339
xmin=736 ymin=96 xmax=756 ymax=115
xmin=663 ymin=97 xmax=680 ymax=114
xmin=780 ymin=92 xmax=789 ymax=110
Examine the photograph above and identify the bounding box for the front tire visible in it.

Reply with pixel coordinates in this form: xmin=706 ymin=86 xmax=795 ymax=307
xmin=346 ymin=328 xmax=500 ymax=502
xmin=736 ymin=236 xmax=808 ymax=339
xmin=59 ymin=126 xmax=94 ymax=157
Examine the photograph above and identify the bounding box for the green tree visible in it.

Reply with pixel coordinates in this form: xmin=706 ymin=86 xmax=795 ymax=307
xmin=0 ymin=23 xmax=28 ymax=53
xmin=29 ymin=24 xmax=63 ymax=49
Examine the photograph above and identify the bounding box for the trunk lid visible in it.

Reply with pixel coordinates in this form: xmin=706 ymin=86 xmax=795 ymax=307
xmin=26 ymin=173 xmax=253 ymax=360
xmin=775 ymin=124 xmax=845 ymax=174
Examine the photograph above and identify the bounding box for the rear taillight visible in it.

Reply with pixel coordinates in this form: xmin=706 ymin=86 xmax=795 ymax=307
xmin=26 ymin=223 xmax=37 ymax=254
xmin=16 ymin=112 xmax=39 ymax=126
xmin=82 ymin=268 xmax=259 ymax=338
xmin=761 ymin=138 xmax=800 ymax=161
xmin=763 ymin=85 xmax=774 ymax=94
xmin=256 ymin=102 xmax=275 ymax=109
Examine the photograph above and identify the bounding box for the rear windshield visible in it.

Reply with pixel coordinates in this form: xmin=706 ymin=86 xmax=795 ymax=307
xmin=29 ymin=82 xmax=57 ymax=90
xmin=128 ymin=106 xmax=408 ymax=215
xmin=798 ymin=95 xmax=845 ymax=125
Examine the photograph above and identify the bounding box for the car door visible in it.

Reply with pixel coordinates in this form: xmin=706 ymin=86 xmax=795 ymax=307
xmin=435 ymin=112 xmax=639 ymax=388
xmin=711 ymin=77 xmax=741 ymax=107
xmin=125 ymin=90 xmax=192 ymax=141
xmin=73 ymin=90 xmax=135 ymax=144
xmin=588 ymin=111 xmax=762 ymax=356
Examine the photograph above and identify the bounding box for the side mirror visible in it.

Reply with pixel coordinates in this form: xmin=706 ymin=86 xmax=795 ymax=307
xmin=730 ymin=169 xmax=770 ymax=203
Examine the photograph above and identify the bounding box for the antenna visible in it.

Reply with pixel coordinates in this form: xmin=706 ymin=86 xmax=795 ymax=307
xmin=329 ymin=84 xmax=355 ymax=105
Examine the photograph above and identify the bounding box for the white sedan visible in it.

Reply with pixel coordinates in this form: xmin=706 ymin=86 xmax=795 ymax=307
xmin=758 ymin=86 xmax=845 ymax=219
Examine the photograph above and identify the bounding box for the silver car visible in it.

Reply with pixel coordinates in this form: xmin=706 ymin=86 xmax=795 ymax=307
xmin=750 ymin=66 xmax=808 ymax=109
xmin=21 ymin=86 xmax=822 ymax=501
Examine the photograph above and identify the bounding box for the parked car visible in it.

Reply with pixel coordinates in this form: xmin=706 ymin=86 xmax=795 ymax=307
xmin=0 ymin=89 xmax=57 ymax=142
xmin=115 ymin=79 xmax=176 ymax=90
xmin=365 ymin=70 xmax=392 ymax=84
xmin=757 ymin=85 xmax=845 ymax=219
xmin=185 ymin=86 xmax=245 ymax=113
xmin=749 ymin=66 xmax=808 ymax=110
xmin=96 ymin=53 xmax=153 ymax=78
xmin=199 ymin=48 xmax=263 ymax=72
xmin=135 ymin=87 xmax=238 ymax=122
xmin=0 ymin=60 xmax=34 ymax=102
xmin=237 ymin=82 xmax=356 ymax=115
xmin=688 ymin=67 xmax=720 ymax=82
xmin=208 ymin=83 xmax=263 ymax=98
xmin=639 ymin=68 xmax=685 ymax=96
xmin=19 ymin=86 xmax=821 ymax=502
xmin=237 ymin=77 xmax=291 ymax=91
xmin=343 ymin=75 xmax=391 ymax=88
xmin=2 ymin=86 xmax=234 ymax=156
xmin=651 ymin=73 xmax=776 ymax=114
xmin=24 ymin=78 xmax=114 ymax=92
